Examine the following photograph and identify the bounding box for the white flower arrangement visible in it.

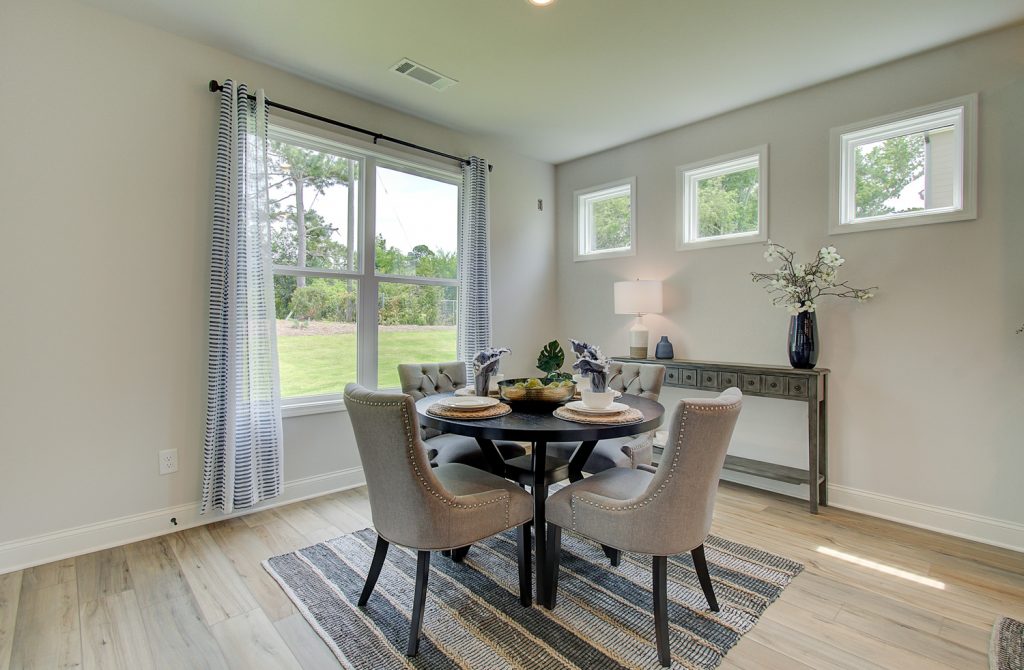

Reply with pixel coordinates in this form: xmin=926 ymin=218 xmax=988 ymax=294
xmin=752 ymin=241 xmax=877 ymax=315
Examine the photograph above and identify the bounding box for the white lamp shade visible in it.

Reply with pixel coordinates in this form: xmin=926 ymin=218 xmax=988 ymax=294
xmin=614 ymin=280 xmax=663 ymax=315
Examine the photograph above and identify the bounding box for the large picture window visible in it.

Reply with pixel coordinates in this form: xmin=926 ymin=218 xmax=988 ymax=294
xmin=269 ymin=125 xmax=459 ymax=412
xmin=829 ymin=94 xmax=977 ymax=234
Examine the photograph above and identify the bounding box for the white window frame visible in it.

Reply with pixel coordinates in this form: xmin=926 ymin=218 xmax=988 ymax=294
xmin=676 ymin=145 xmax=768 ymax=250
xmin=269 ymin=122 xmax=462 ymax=416
xmin=829 ymin=93 xmax=977 ymax=235
xmin=573 ymin=177 xmax=636 ymax=261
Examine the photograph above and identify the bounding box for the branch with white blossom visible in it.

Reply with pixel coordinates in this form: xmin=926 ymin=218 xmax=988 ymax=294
xmin=751 ymin=240 xmax=876 ymax=314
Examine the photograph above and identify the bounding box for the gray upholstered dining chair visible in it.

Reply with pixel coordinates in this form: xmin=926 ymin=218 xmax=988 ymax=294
xmin=344 ymin=384 xmax=535 ymax=657
xmin=398 ymin=361 xmax=526 ymax=471
xmin=543 ymin=387 xmax=742 ymax=667
xmin=547 ymin=362 xmax=666 ymax=473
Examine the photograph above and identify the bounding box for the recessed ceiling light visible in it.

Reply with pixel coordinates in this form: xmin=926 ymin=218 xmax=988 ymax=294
xmin=527 ymin=0 xmax=556 ymax=6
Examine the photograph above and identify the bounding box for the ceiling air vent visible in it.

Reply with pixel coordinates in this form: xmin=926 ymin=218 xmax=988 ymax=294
xmin=391 ymin=58 xmax=458 ymax=92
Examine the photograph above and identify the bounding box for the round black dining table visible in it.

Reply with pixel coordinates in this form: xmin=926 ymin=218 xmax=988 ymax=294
xmin=415 ymin=392 xmax=665 ymax=605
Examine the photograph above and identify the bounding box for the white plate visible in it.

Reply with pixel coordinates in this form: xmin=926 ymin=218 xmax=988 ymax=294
xmin=437 ymin=396 xmax=499 ymax=409
xmin=453 ymin=387 xmax=476 ymax=396
xmin=565 ymin=400 xmax=630 ymax=415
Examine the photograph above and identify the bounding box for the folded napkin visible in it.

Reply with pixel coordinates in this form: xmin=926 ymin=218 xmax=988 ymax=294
xmin=570 ymin=339 xmax=609 ymax=392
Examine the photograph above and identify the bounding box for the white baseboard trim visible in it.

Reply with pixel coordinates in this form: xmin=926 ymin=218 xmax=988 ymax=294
xmin=827 ymin=484 xmax=1024 ymax=554
xmin=0 ymin=466 xmax=366 ymax=575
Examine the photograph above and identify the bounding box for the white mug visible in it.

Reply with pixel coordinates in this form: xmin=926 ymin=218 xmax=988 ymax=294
xmin=581 ymin=389 xmax=616 ymax=409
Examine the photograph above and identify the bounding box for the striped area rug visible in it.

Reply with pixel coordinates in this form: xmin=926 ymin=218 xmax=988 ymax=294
xmin=264 ymin=528 xmax=802 ymax=669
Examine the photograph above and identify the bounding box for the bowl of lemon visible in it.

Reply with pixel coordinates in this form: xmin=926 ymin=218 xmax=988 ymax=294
xmin=498 ymin=377 xmax=576 ymax=406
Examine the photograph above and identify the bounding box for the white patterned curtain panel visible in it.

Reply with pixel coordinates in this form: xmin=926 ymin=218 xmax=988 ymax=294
xmin=202 ymin=80 xmax=284 ymax=514
xmin=457 ymin=157 xmax=492 ymax=365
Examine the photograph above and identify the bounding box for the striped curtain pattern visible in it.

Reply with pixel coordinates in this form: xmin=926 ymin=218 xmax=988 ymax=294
xmin=202 ymin=80 xmax=284 ymax=514
xmin=457 ymin=156 xmax=492 ymax=365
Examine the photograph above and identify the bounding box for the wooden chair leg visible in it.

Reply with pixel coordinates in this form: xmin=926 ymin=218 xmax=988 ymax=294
xmin=653 ymin=555 xmax=670 ymax=667
xmin=450 ymin=546 xmax=471 ymax=562
xmin=545 ymin=524 xmax=562 ymax=610
xmin=357 ymin=535 xmax=389 ymax=606
xmin=602 ymin=544 xmax=621 ymax=566
xmin=691 ymin=544 xmax=719 ymax=612
xmin=517 ymin=521 xmax=532 ymax=607
xmin=406 ymin=550 xmax=431 ymax=656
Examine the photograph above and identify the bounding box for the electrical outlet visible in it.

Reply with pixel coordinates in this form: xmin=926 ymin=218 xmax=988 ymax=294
xmin=159 ymin=449 xmax=178 ymax=475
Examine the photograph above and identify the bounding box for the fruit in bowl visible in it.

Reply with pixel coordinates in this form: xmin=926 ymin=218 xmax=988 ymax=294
xmin=499 ymin=377 xmax=575 ymax=404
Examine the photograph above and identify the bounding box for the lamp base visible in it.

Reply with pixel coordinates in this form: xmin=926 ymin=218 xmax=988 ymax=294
xmin=628 ymin=317 xmax=649 ymax=360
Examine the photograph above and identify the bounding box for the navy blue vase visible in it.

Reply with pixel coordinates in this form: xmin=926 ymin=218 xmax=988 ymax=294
xmin=654 ymin=336 xmax=674 ymax=359
xmin=788 ymin=312 xmax=818 ymax=369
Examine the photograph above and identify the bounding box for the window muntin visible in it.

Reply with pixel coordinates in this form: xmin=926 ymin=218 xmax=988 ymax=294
xmin=574 ymin=178 xmax=636 ymax=260
xmin=831 ymin=95 xmax=977 ymax=233
xmin=269 ymin=125 xmax=460 ymax=403
xmin=677 ymin=146 xmax=767 ymax=249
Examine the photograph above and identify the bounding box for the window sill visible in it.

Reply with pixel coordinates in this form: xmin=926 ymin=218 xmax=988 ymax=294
xmin=282 ymin=398 xmax=347 ymax=418
xmin=677 ymin=230 xmax=767 ymax=251
xmin=574 ymin=247 xmax=636 ymax=262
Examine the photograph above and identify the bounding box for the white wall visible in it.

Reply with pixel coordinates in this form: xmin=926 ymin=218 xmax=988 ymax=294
xmin=0 ymin=0 xmax=556 ymax=570
xmin=554 ymin=25 xmax=1024 ymax=549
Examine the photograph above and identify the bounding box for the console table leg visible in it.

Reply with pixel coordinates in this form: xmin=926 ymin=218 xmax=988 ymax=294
xmin=808 ymin=384 xmax=820 ymax=514
xmin=819 ymin=377 xmax=829 ymax=507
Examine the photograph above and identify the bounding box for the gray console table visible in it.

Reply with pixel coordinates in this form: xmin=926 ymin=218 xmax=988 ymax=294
xmin=613 ymin=356 xmax=829 ymax=514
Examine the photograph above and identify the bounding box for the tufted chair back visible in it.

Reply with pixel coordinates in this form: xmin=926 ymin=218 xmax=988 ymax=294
xmin=398 ymin=362 xmax=467 ymax=440
xmin=607 ymin=362 xmax=666 ymax=401
xmin=398 ymin=361 xmax=467 ymax=399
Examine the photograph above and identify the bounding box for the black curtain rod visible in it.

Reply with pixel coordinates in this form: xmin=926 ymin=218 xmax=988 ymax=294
xmin=208 ymin=80 xmax=492 ymax=172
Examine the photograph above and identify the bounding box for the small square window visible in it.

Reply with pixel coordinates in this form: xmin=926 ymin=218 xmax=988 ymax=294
xmin=676 ymin=145 xmax=768 ymax=250
xmin=830 ymin=94 xmax=977 ymax=234
xmin=574 ymin=177 xmax=636 ymax=261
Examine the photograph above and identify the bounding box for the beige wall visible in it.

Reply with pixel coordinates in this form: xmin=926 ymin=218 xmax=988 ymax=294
xmin=555 ymin=25 xmax=1024 ymax=546
xmin=0 ymin=0 xmax=556 ymax=557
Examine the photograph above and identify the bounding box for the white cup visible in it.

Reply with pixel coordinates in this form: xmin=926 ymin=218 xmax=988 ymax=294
xmin=581 ymin=389 xmax=616 ymax=409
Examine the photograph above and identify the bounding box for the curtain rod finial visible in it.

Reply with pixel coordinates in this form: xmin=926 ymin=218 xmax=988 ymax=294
xmin=208 ymin=80 xmax=221 ymax=92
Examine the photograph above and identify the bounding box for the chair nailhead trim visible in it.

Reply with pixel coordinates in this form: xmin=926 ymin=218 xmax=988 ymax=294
xmin=570 ymin=399 xmax=741 ymax=524
xmin=347 ymin=393 xmax=512 ymax=532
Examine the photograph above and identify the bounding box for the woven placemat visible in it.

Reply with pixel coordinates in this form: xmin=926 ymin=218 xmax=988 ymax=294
xmin=427 ymin=402 xmax=512 ymax=420
xmin=553 ymin=405 xmax=644 ymax=425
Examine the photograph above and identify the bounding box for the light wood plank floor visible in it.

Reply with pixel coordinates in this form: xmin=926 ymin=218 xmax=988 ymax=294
xmin=2 ymin=482 xmax=1021 ymax=669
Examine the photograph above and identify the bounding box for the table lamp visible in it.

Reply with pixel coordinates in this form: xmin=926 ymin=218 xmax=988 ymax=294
xmin=614 ymin=279 xmax=663 ymax=359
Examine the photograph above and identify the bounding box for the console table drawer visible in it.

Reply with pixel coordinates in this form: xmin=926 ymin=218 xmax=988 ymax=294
xmin=699 ymin=371 xmax=720 ymax=389
xmin=762 ymin=375 xmax=787 ymax=395
xmin=680 ymin=368 xmax=698 ymax=386
xmin=665 ymin=367 xmax=680 ymax=384
xmin=720 ymin=371 xmax=739 ymax=388
xmin=787 ymin=378 xmax=809 ymax=397
xmin=740 ymin=374 xmax=761 ymax=393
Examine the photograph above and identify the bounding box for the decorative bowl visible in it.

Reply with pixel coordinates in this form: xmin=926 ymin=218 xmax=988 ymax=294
xmin=498 ymin=378 xmax=576 ymax=405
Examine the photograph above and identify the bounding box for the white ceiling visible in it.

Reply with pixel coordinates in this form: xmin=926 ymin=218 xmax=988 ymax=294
xmin=83 ymin=0 xmax=1024 ymax=164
